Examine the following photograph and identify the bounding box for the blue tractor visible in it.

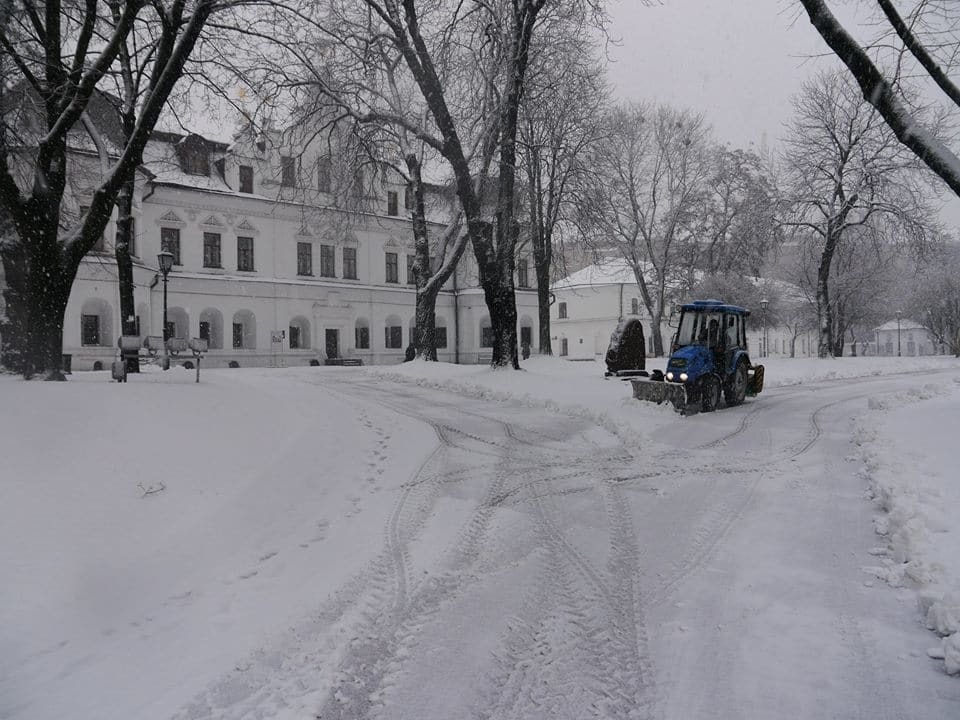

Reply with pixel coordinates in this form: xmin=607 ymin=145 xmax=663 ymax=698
xmin=628 ymin=300 xmax=764 ymax=414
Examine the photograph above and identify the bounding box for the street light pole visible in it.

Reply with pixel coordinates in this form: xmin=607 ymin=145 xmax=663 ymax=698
xmin=760 ymin=297 xmax=769 ymax=358
xmin=896 ymin=309 xmax=902 ymax=357
xmin=158 ymin=250 xmax=174 ymax=370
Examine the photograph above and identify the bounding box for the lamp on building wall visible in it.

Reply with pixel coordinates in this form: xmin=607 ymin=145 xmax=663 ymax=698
xmin=895 ymin=309 xmax=902 ymax=357
xmin=158 ymin=250 xmax=174 ymax=370
xmin=760 ymin=297 xmax=769 ymax=358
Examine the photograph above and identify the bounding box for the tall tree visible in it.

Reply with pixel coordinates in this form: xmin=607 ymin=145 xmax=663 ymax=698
xmin=518 ymin=21 xmax=606 ymax=356
xmin=578 ymin=103 xmax=712 ymax=356
xmin=782 ymin=70 xmax=934 ymax=358
xmin=0 ymin=0 xmax=222 ymax=378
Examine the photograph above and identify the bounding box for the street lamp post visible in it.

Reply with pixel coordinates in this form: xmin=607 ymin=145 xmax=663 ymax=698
xmin=760 ymin=297 xmax=769 ymax=358
xmin=158 ymin=250 xmax=174 ymax=370
xmin=895 ymin=309 xmax=902 ymax=357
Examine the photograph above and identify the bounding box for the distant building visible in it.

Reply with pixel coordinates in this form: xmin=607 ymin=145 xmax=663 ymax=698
xmin=874 ymin=319 xmax=945 ymax=357
xmin=550 ymin=258 xmax=814 ymax=361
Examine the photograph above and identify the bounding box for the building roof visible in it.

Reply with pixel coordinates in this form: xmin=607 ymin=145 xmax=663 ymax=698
xmin=552 ymin=258 xmax=648 ymax=289
xmin=875 ymin=319 xmax=927 ymax=332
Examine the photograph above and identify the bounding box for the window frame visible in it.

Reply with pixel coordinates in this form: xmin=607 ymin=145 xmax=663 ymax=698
xmin=385 ymin=324 xmax=403 ymax=349
xmin=203 ymin=232 xmax=222 ymax=268
xmin=407 ymin=254 xmax=417 ymax=285
xmin=297 ymin=241 xmax=313 ymax=276
xmin=320 ymin=244 xmax=336 ymax=278
xmin=517 ymin=258 xmax=529 ymax=288
xmin=558 ymin=301 xmax=567 ymax=319
xmin=237 ymin=236 xmax=255 ymax=272
xmin=355 ymin=325 xmax=370 ymax=349
xmin=280 ymin=155 xmax=296 ymax=187
xmin=387 ymin=190 xmax=399 ymax=216
xmin=385 ymin=251 xmax=399 ymax=284
xmin=342 ymin=246 xmax=358 ymax=280
xmin=160 ymin=227 xmax=181 ymax=265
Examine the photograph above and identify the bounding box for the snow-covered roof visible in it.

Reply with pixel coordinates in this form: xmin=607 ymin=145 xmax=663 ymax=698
xmin=552 ymin=258 xmax=648 ymax=289
xmin=141 ymin=137 xmax=234 ymax=194
xmin=875 ymin=319 xmax=927 ymax=332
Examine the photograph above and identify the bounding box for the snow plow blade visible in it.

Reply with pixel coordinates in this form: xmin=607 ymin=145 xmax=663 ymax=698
xmin=630 ymin=377 xmax=688 ymax=408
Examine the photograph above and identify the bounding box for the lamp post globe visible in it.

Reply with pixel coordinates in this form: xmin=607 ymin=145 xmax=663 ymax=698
xmin=158 ymin=251 xmax=174 ymax=369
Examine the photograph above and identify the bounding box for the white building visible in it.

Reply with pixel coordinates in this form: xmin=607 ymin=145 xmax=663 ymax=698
xmin=874 ymin=319 xmax=945 ymax=357
xmin=550 ymin=258 xmax=812 ymax=362
xmin=48 ymin=125 xmax=538 ymax=370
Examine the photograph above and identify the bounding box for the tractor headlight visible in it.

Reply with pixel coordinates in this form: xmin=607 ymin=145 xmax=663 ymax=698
xmin=679 ymin=372 xmax=689 ymax=382
xmin=666 ymin=371 xmax=674 ymax=381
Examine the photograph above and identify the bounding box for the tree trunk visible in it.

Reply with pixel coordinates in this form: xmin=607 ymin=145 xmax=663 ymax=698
xmin=115 ymin=178 xmax=139 ymax=371
xmin=535 ymin=258 xmax=552 ymax=355
xmin=414 ymin=286 xmax=439 ymax=361
xmin=816 ymin=223 xmax=841 ymax=358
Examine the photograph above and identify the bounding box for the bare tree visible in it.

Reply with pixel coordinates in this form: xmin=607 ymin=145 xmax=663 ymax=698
xmin=699 ymin=146 xmax=783 ymax=278
xmin=798 ymin=0 xmax=960 ymax=197
xmin=908 ymin=243 xmax=960 ymax=356
xmin=0 ymin=0 xmax=224 ymax=378
xmin=517 ymin=20 xmax=606 ymax=356
xmin=782 ymin=70 xmax=935 ymax=358
xmin=577 ymin=103 xmax=712 ymax=356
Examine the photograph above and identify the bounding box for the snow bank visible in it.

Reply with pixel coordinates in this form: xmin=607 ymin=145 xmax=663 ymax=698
xmin=853 ymin=377 xmax=960 ymax=675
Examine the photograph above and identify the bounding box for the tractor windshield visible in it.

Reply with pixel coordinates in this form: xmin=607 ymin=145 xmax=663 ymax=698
xmin=675 ymin=311 xmax=723 ymax=348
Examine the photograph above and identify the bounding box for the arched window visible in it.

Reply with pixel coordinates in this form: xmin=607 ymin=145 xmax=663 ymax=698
xmin=232 ymin=310 xmax=257 ymax=349
xmin=289 ymin=315 xmax=310 ymax=349
xmin=199 ymin=308 xmax=223 ymax=349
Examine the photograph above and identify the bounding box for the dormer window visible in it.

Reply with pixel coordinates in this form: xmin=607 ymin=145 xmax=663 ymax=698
xmin=175 ymin=134 xmax=210 ymax=176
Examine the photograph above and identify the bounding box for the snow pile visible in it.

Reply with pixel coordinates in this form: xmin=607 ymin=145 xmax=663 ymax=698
xmin=854 ymin=379 xmax=960 ymax=674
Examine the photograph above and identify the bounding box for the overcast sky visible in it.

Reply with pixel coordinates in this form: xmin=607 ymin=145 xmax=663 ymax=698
xmin=604 ymin=0 xmax=840 ymax=150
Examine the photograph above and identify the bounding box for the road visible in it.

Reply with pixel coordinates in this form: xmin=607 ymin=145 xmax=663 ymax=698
xmin=177 ymin=371 xmax=960 ymax=720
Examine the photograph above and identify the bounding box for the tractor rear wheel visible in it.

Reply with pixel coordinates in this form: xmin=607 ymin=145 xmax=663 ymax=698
xmin=724 ymin=361 xmax=748 ymax=407
xmin=701 ymin=374 xmax=721 ymax=413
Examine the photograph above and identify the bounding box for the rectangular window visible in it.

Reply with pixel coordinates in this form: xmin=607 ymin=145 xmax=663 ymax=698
xmin=385 ymin=252 xmax=398 ymax=283
xmin=239 ymin=165 xmax=253 ymax=193
xmin=297 ymin=242 xmax=313 ymax=276
xmin=385 ymin=325 xmax=403 ymax=349
xmin=517 ymin=259 xmax=529 ymax=288
xmin=237 ymin=236 xmax=254 ymax=271
xmin=407 ymin=254 xmax=416 ymax=285
xmin=81 ymin=314 xmax=100 ymax=346
xmin=199 ymin=321 xmax=211 ymax=343
xmin=387 ymin=191 xmax=399 ymax=216
xmin=355 ymin=326 xmax=369 ymax=349
xmin=343 ymin=247 xmax=357 ymax=279
xmin=203 ymin=232 xmax=222 ymax=268
xmin=320 ymin=244 xmax=335 ymax=278
xmin=480 ymin=326 xmax=494 ymax=348
xmin=558 ymin=301 xmax=567 ymax=319
xmin=560 ymin=338 xmax=568 ymax=356
xmin=233 ymin=322 xmax=244 ymax=348
xmin=161 ymin=227 xmax=181 ymax=265
xmin=435 ymin=326 xmax=448 ymax=349
xmin=280 ymin=156 xmax=296 ymax=187
xmin=289 ymin=325 xmax=301 ymax=349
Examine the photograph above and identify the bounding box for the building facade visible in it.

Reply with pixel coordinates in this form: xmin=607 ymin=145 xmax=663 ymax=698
xmin=49 ymin=126 xmax=538 ymax=370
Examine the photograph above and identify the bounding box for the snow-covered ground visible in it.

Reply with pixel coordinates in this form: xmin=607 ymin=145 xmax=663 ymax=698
xmin=1 ymin=355 xmax=959 ymax=719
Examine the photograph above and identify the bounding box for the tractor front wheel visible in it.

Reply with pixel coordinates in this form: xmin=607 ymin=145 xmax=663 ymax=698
xmin=701 ymin=374 xmax=721 ymax=413
xmin=724 ymin=361 xmax=748 ymax=407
